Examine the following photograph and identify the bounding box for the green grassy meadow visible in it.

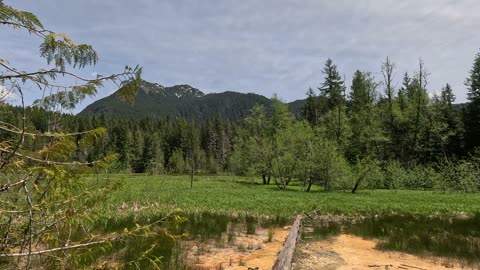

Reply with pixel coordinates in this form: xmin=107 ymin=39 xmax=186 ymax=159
xmin=78 ymin=174 xmax=480 ymax=268
xmin=100 ymin=174 xmax=480 ymax=218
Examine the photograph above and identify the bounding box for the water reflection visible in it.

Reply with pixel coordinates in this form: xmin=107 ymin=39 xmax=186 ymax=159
xmin=302 ymin=213 xmax=480 ymax=266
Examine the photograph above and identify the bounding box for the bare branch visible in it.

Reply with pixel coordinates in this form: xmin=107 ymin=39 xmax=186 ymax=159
xmin=0 ymin=123 xmax=97 ymax=138
xmin=0 ymin=179 xmax=26 ymax=192
xmin=0 ymin=147 xmax=98 ymax=166
xmin=0 ymin=239 xmax=110 ymax=257
xmin=1 ymin=62 xmax=114 ymax=82
xmin=0 ymin=215 xmax=169 ymax=258
xmin=0 ymin=20 xmax=50 ymax=38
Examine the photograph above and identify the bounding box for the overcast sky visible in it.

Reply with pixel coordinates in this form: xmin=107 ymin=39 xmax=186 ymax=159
xmin=2 ymin=0 xmax=479 ymax=112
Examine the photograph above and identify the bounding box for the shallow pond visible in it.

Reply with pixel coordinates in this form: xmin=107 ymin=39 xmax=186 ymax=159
xmin=53 ymin=211 xmax=480 ymax=269
xmin=302 ymin=213 xmax=480 ymax=267
xmin=107 ymin=212 xmax=291 ymax=269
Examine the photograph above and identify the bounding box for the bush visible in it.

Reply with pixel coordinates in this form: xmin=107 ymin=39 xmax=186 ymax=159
xmin=383 ymin=161 xmax=440 ymax=190
xmin=407 ymin=165 xmax=439 ymax=190
xmin=383 ymin=160 xmax=408 ymax=189
xmin=437 ymin=158 xmax=480 ymax=192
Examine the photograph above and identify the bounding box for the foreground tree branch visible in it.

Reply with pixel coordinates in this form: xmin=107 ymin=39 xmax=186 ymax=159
xmin=0 ymin=147 xmax=98 ymax=166
xmin=0 ymin=2 xmax=170 ymax=269
xmin=0 ymin=240 xmax=110 ymax=258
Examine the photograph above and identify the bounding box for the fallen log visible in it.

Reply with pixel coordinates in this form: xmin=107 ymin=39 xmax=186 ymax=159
xmin=272 ymin=215 xmax=303 ymax=270
xmin=400 ymin=264 xmax=427 ymax=270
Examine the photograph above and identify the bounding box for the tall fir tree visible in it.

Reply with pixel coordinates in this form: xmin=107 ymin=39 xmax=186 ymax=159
xmin=318 ymin=59 xmax=349 ymax=148
xmin=429 ymin=83 xmax=464 ymax=158
xmin=319 ymin=58 xmax=345 ymax=110
xmin=303 ymin=88 xmax=319 ymax=126
xmin=348 ymin=70 xmax=383 ymax=159
xmin=464 ymin=51 xmax=480 ymax=151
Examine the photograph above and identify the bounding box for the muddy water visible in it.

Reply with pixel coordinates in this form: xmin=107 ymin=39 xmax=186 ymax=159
xmin=299 ymin=213 xmax=480 ymax=269
xmin=96 ymin=212 xmax=479 ymax=269
xmin=184 ymin=226 xmax=290 ymax=269
xmin=162 ymin=212 xmax=290 ymax=269
xmin=295 ymin=234 xmax=469 ymax=270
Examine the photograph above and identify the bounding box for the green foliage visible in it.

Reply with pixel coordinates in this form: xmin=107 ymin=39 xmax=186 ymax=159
xmin=39 ymin=32 xmax=98 ymax=71
xmin=271 ymin=121 xmax=309 ymax=189
xmin=466 ymin=52 xmax=480 ymax=101
xmin=0 ymin=1 xmax=43 ymax=32
xmin=73 ymin=54 xmax=479 ymax=183
xmin=348 ymin=71 xmax=385 ymax=159
xmin=317 ymin=105 xmax=351 ymax=150
xmin=428 ymin=84 xmax=465 ymax=158
xmin=383 ymin=160 xmax=406 ymax=189
xmin=436 ymin=153 xmax=480 ymax=192
xmin=383 ymin=162 xmax=444 ymax=190
xmin=349 ymin=156 xmax=383 ymax=191
xmin=0 ymin=3 xmax=187 ymax=269
xmin=302 ymin=88 xmax=319 ymax=125
xmin=230 ymin=104 xmax=274 ymax=183
xmin=319 ymin=58 xmax=345 ymax=110
xmin=310 ymin=135 xmax=350 ymax=191
xmin=464 ymin=51 xmax=480 ymax=151
xmin=168 ymin=149 xmax=186 ymax=173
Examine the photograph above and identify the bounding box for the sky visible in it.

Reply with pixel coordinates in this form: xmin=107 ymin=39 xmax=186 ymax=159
xmin=1 ymin=0 xmax=479 ymax=113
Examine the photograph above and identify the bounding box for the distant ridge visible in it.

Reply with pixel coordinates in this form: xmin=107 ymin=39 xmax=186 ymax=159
xmin=79 ymin=80 xmax=305 ymax=121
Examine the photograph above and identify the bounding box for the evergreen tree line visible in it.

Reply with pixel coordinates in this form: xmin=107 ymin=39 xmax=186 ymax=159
xmin=0 ymin=107 xmax=235 ymax=174
xmin=1 ymin=53 xmax=479 ymax=192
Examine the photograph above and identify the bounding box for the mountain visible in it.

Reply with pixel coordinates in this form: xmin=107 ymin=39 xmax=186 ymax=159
xmin=79 ymin=80 xmax=305 ymax=121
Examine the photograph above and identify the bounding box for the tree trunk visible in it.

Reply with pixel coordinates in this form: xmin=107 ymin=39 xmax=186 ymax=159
xmin=190 ymin=150 xmax=194 ymax=191
xmin=351 ymin=180 xmax=361 ymax=194
xmin=324 ymin=167 xmax=331 ymax=192
xmin=352 ymin=166 xmax=373 ymax=194
xmin=336 ymin=105 xmax=342 ymax=144
xmin=274 ymin=177 xmax=286 ymax=189
xmin=285 ymin=177 xmax=292 ymax=186
xmin=190 ymin=161 xmax=194 ymax=191
xmin=306 ymin=178 xmax=313 ymax=192
xmin=262 ymin=174 xmax=267 ymax=185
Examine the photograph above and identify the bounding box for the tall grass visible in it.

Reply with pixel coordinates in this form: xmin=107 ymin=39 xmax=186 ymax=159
xmin=97 ymin=174 xmax=480 ymax=219
xmin=78 ymin=174 xmax=480 ymax=269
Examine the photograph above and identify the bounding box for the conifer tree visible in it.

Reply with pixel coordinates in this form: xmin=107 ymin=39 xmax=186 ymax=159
xmin=303 ymin=88 xmax=319 ymax=126
xmin=464 ymin=51 xmax=480 ymax=151
xmin=430 ymin=83 xmax=464 ymax=158
xmin=0 ymin=3 xmax=179 ymax=269
xmin=319 ymin=58 xmax=345 ymax=110
xmin=348 ymin=70 xmax=383 ymax=159
xmin=318 ymin=59 xmax=349 ymax=148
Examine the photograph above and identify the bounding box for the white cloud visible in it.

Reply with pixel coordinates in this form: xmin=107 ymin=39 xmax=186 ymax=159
xmin=2 ymin=0 xmax=479 ymax=109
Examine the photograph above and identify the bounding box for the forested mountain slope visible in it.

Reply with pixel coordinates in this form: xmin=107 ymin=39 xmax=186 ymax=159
xmin=79 ymin=80 xmax=304 ymax=121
